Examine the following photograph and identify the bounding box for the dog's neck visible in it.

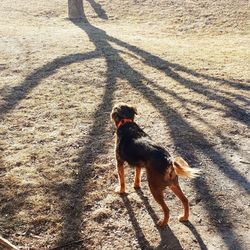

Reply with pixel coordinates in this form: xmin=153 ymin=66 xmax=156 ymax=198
xmin=117 ymin=118 xmax=133 ymax=128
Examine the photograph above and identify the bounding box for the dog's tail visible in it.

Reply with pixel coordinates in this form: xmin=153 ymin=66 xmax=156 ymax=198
xmin=173 ymin=156 xmax=201 ymax=178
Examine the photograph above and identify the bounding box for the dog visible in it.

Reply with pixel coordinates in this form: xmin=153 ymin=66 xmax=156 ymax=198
xmin=111 ymin=103 xmax=200 ymax=226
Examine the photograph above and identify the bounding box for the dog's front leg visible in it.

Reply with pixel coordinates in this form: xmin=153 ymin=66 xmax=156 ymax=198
xmin=134 ymin=167 xmax=142 ymax=189
xmin=116 ymin=160 xmax=126 ymax=194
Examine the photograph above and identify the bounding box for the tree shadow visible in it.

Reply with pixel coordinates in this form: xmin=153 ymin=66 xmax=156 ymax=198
xmin=52 ymin=78 xmax=116 ymax=247
xmin=69 ymin=4 xmax=247 ymax=249
xmin=86 ymin=0 xmax=108 ymax=20
xmin=107 ymin=36 xmax=250 ymax=126
xmin=0 ymin=51 xmax=100 ymax=117
xmin=107 ymin=36 xmax=250 ymax=91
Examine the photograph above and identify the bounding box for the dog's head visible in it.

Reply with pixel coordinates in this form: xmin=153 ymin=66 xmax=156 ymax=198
xmin=111 ymin=103 xmax=137 ymax=127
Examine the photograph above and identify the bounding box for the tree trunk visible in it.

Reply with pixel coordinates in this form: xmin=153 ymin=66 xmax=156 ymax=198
xmin=68 ymin=0 xmax=84 ymax=19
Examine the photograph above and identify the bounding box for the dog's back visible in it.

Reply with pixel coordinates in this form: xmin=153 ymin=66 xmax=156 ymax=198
xmin=116 ymin=122 xmax=172 ymax=173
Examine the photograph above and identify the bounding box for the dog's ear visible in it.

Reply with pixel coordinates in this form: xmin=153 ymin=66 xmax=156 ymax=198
xmin=110 ymin=107 xmax=118 ymax=122
xmin=123 ymin=105 xmax=137 ymax=119
xmin=130 ymin=106 xmax=137 ymax=116
xmin=110 ymin=105 xmax=123 ymax=122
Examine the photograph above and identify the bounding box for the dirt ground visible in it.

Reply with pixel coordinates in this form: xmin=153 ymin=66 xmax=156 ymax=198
xmin=0 ymin=0 xmax=250 ymax=249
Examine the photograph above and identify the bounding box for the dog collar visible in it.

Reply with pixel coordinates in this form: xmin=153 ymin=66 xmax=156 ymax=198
xmin=117 ymin=118 xmax=133 ymax=128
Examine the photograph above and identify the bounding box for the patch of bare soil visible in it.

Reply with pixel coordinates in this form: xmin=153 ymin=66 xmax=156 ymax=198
xmin=0 ymin=0 xmax=249 ymax=249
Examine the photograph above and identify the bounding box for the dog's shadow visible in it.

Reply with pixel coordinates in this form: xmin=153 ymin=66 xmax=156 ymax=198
xmin=121 ymin=189 xmax=184 ymax=250
xmin=181 ymin=221 xmax=208 ymax=250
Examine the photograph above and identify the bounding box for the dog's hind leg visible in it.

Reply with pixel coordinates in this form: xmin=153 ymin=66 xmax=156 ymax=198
xmin=133 ymin=167 xmax=142 ymax=189
xmin=149 ymin=184 xmax=169 ymax=226
xmin=116 ymin=160 xmax=126 ymax=194
xmin=170 ymin=182 xmax=189 ymax=222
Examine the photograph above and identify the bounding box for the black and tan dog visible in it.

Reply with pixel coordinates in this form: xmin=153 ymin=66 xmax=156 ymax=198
xmin=111 ymin=103 xmax=200 ymax=226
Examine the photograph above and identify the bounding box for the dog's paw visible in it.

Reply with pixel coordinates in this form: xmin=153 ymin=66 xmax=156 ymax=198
xmin=178 ymin=215 xmax=189 ymax=222
xmin=115 ymin=186 xmax=126 ymax=194
xmin=133 ymin=184 xmax=141 ymax=189
xmin=157 ymin=219 xmax=168 ymax=227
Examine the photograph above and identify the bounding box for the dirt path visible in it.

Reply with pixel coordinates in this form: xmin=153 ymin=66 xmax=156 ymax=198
xmin=0 ymin=1 xmax=249 ymax=249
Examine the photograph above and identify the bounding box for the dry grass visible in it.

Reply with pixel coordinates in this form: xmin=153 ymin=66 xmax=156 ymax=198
xmin=0 ymin=0 xmax=250 ymax=249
